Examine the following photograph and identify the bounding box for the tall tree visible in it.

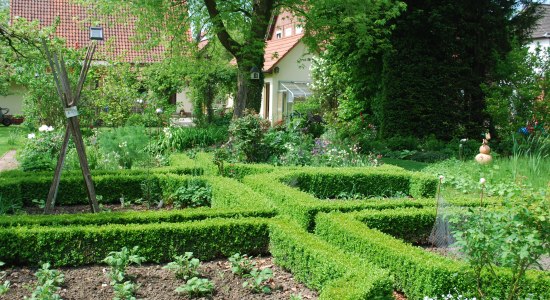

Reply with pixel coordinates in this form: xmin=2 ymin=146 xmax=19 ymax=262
xmin=80 ymin=0 xmax=297 ymax=118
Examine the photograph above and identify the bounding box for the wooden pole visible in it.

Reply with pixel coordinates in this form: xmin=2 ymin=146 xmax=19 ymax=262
xmin=42 ymin=39 xmax=100 ymax=213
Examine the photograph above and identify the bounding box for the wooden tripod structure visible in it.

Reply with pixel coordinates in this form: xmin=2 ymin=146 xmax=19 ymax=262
xmin=42 ymin=39 xmax=100 ymax=213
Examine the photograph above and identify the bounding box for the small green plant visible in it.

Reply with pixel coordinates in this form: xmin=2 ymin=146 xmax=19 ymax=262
xmin=24 ymin=263 xmax=64 ymax=300
xmin=0 ymin=195 xmax=22 ymax=215
xmin=170 ymin=179 xmax=212 ymax=208
xmin=0 ymin=261 xmax=10 ymax=295
xmin=243 ymin=267 xmax=273 ymax=294
xmin=140 ymin=177 xmax=161 ymax=209
xmin=102 ymin=246 xmax=144 ymax=285
xmin=112 ymin=281 xmax=138 ymax=300
xmin=163 ymin=252 xmax=200 ymax=280
xmin=175 ymin=277 xmax=214 ymax=298
xmin=228 ymin=253 xmax=255 ymax=276
xmin=32 ymin=199 xmax=46 ymax=209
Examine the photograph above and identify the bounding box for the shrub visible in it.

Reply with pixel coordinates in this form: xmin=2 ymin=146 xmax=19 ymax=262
xmin=97 ymin=126 xmax=151 ymax=169
xmin=228 ymin=112 xmax=271 ymax=162
xmin=19 ymin=129 xmax=63 ymax=171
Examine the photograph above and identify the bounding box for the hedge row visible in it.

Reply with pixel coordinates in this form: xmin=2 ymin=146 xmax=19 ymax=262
xmin=0 ymin=173 xmax=274 ymax=210
xmin=0 ymin=217 xmax=270 ymax=267
xmin=269 ymin=219 xmax=394 ymax=300
xmin=243 ymin=167 xmax=439 ymax=230
xmin=288 ymin=166 xmax=436 ymax=199
xmin=0 ymin=207 xmax=276 ymax=228
xmin=314 ymin=211 xmax=550 ymax=299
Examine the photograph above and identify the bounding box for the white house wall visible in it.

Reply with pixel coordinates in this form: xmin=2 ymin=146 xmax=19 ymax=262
xmin=0 ymin=84 xmax=25 ymax=115
xmin=176 ymin=88 xmax=193 ymax=115
xmin=263 ymin=41 xmax=312 ymax=123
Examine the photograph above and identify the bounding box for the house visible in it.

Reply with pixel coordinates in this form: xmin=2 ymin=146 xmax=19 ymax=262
xmin=260 ymin=11 xmax=313 ymax=124
xmin=1 ymin=0 xmax=167 ymax=116
xmin=529 ymin=4 xmax=550 ymax=52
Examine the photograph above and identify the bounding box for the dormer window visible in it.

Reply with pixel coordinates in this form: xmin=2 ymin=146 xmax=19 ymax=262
xmin=276 ymin=31 xmax=282 ymax=39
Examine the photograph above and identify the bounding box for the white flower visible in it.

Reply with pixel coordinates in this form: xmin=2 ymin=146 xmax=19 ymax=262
xmin=38 ymin=124 xmax=49 ymax=132
xmin=46 ymin=126 xmax=54 ymax=132
xmin=460 ymin=138 xmax=468 ymax=143
xmin=155 ymin=108 xmax=163 ymax=114
xmin=480 ymin=178 xmax=486 ymax=184
xmin=27 ymin=133 xmax=36 ymax=139
xmin=439 ymin=175 xmax=445 ymax=180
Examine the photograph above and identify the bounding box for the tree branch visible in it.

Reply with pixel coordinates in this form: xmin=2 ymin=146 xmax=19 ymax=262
xmin=203 ymin=0 xmax=241 ymax=57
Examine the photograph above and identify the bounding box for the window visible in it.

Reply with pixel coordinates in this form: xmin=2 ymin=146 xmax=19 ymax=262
xmin=295 ymin=25 xmax=303 ymax=34
xmin=285 ymin=27 xmax=292 ymax=37
xmin=276 ymin=31 xmax=282 ymax=39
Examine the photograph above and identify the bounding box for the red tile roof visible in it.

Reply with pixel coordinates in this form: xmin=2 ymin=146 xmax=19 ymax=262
xmin=263 ymin=33 xmax=302 ymax=72
xmin=10 ymin=0 xmax=165 ymax=63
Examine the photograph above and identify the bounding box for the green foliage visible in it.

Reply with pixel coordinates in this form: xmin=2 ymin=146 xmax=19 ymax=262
xmin=0 ymin=218 xmax=270 ymax=266
xmin=175 ymin=277 xmax=214 ymax=298
xmin=314 ymin=210 xmax=550 ymax=299
xmin=483 ymin=44 xmax=550 ymax=139
xmin=163 ymin=252 xmax=201 ymax=280
xmin=0 ymin=194 xmax=22 ymax=215
xmin=24 ymin=263 xmax=64 ymax=300
xmin=452 ymin=194 xmax=549 ymax=300
xmin=112 ymin=281 xmax=138 ymax=300
xmin=19 ymin=129 xmax=63 ymax=171
xmin=102 ymin=246 xmax=145 ymax=285
xmin=270 ymin=220 xmax=394 ymax=299
xmin=228 ymin=253 xmax=255 ymax=276
xmin=139 ymin=177 xmax=161 ymax=209
xmin=242 ymin=267 xmax=273 ymax=294
xmin=228 ymin=112 xmax=271 ymax=162
xmin=98 ymin=126 xmax=151 ymax=169
xmin=170 ymin=179 xmax=212 ymax=208
xmin=160 ymin=125 xmax=228 ymax=152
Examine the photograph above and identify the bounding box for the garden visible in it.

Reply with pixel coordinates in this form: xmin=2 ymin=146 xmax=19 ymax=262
xmin=1 ymin=0 xmax=549 ymax=299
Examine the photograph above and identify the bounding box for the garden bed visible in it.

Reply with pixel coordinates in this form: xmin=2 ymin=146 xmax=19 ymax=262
xmin=0 ymin=257 xmax=318 ymax=300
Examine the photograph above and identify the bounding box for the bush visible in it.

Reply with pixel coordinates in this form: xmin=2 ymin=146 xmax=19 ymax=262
xmin=270 ymin=219 xmax=393 ymax=299
xmin=228 ymin=112 xmax=271 ymax=162
xmin=97 ymin=126 xmax=151 ymax=169
xmin=0 ymin=218 xmax=270 ymax=266
xmin=314 ymin=211 xmax=550 ymax=299
xmin=160 ymin=126 xmax=228 ymax=151
xmin=19 ymin=129 xmax=64 ymax=171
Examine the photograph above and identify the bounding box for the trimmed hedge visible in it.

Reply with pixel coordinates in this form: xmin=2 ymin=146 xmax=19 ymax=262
xmin=269 ymin=219 xmax=393 ymax=299
xmin=243 ymin=167 xmax=439 ymax=230
xmin=0 ymin=218 xmax=270 ymax=267
xmin=0 ymin=173 xmax=274 ymax=210
xmin=219 ymin=163 xmax=276 ymax=180
xmin=315 ymin=211 xmax=550 ymax=300
xmin=0 ymin=207 xmax=276 ymax=228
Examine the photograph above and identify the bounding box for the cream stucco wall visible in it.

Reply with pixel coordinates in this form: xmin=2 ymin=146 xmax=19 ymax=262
xmin=0 ymin=84 xmax=26 ymax=116
xmin=261 ymin=41 xmax=313 ymax=124
xmin=176 ymin=88 xmax=193 ymax=115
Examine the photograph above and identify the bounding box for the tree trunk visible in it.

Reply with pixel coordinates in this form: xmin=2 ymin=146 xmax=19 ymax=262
xmin=234 ymin=69 xmax=248 ymax=118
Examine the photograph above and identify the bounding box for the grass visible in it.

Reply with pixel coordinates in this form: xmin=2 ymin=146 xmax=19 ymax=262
xmin=0 ymin=126 xmax=26 ymax=157
xmin=381 ymin=158 xmax=429 ymax=171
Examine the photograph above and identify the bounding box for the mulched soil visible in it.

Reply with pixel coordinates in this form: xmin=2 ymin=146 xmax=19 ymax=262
xmin=0 ymin=257 xmax=318 ymax=300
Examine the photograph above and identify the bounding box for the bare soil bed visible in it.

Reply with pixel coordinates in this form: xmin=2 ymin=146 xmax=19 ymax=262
xmin=23 ymin=203 xmax=174 ymax=215
xmin=0 ymin=257 xmax=318 ymax=300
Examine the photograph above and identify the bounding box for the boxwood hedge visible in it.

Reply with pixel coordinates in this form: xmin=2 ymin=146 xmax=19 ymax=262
xmin=315 ymin=210 xmax=550 ymax=299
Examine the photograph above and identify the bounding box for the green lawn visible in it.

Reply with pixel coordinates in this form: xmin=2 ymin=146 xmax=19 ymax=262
xmin=0 ymin=125 xmax=26 ymax=157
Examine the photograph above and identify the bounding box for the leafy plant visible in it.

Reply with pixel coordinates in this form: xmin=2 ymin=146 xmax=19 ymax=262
xmin=228 ymin=112 xmax=271 ymax=163
xmin=451 ymin=192 xmax=549 ymax=300
xmin=163 ymin=252 xmax=200 ymax=280
xmin=175 ymin=277 xmax=214 ymax=298
xmin=102 ymin=246 xmax=144 ymax=285
xmin=0 ymin=195 xmax=22 ymax=215
xmin=140 ymin=177 xmax=161 ymax=209
xmin=228 ymin=253 xmax=255 ymax=276
xmin=242 ymin=267 xmax=273 ymax=294
xmin=290 ymin=293 xmax=303 ymax=300
xmin=0 ymin=261 xmax=9 ymax=296
xmin=97 ymin=126 xmax=150 ymax=169
xmin=24 ymin=263 xmax=64 ymax=300
xmin=170 ymin=179 xmax=212 ymax=208
xmin=112 ymin=281 xmax=138 ymax=300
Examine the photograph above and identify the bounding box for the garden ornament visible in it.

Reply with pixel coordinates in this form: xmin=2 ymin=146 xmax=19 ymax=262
xmin=475 ymin=133 xmax=492 ymax=165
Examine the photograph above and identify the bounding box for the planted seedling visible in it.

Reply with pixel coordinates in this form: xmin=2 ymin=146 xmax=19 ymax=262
xmin=0 ymin=261 xmax=9 ymax=295
xmin=24 ymin=263 xmax=64 ymax=300
xmin=290 ymin=294 xmax=303 ymax=300
xmin=175 ymin=277 xmax=214 ymax=298
xmin=228 ymin=253 xmax=255 ymax=276
xmin=113 ymin=281 xmax=138 ymax=300
xmin=103 ymin=246 xmax=144 ymax=285
xmin=243 ymin=267 xmax=273 ymax=294
xmin=163 ymin=252 xmax=200 ymax=280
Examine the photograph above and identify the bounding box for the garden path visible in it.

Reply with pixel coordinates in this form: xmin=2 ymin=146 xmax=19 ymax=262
xmin=0 ymin=150 xmax=19 ymax=171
